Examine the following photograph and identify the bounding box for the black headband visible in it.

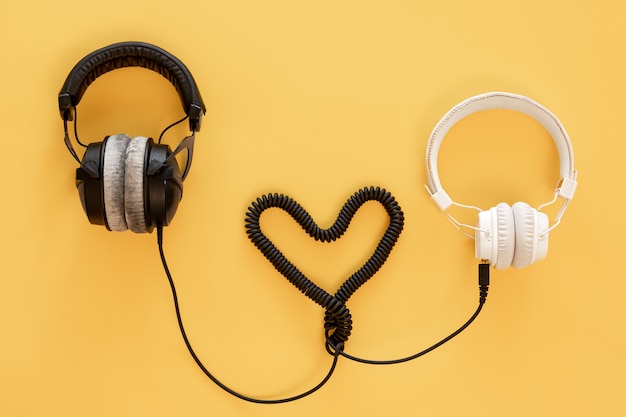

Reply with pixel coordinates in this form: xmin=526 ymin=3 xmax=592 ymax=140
xmin=58 ymin=41 xmax=206 ymax=132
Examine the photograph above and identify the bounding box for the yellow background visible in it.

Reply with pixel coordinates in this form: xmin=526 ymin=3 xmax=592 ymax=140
xmin=1 ymin=1 xmax=624 ymax=416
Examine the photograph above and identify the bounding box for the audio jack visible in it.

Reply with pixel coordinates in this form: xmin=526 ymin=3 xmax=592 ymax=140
xmin=326 ymin=263 xmax=490 ymax=365
xmin=479 ymin=262 xmax=490 ymax=305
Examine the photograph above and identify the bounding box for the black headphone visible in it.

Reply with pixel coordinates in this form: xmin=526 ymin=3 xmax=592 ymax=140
xmin=59 ymin=41 xmax=206 ymax=233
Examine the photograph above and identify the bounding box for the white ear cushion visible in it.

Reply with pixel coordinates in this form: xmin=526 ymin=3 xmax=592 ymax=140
xmin=124 ymin=136 xmax=149 ymax=233
xmin=511 ymin=202 xmax=535 ymax=268
xmin=475 ymin=203 xmax=514 ymax=269
xmin=512 ymin=202 xmax=549 ymax=268
xmin=494 ymin=203 xmax=515 ymax=270
xmin=102 ymin=134 xmax=131 ymax=231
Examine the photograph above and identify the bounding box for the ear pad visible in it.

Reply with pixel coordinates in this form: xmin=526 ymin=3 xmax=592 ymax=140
xmin=102 ymin=134 xmax=131 ymax=231
xmin=476 ymin=203 xmax=515 ymax=270
xmin=124 ymin=136 xmax=150 ymax=233
xmin=511 ymin=202 xmax=549 ymax=268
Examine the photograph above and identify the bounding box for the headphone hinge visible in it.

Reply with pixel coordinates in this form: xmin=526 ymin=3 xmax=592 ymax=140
xmin=58 ymin=93 xmax=73 ymax=121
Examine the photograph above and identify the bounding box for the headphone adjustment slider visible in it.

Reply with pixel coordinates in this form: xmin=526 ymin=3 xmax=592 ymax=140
xmin=58 ymin=93 xmax=73 ymax=121
xmin=189 ymin=103 xmax=204 ymax=132
xmin=556 ymin=177 xmax=578 ymax=200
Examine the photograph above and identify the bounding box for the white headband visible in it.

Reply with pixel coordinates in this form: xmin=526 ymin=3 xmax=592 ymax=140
xmin=425 ymin=92 xmax=578 ymax=233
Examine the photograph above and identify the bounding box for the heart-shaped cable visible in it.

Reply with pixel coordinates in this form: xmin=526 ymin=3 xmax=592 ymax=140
xmin=245 ymin=186 xmax=404 ymax=349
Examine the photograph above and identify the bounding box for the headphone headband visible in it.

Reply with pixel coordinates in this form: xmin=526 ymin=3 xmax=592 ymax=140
xmin=425 ymin=92 xmax=578 ymax=212
xmin=58 ymin=41 xmax=206 ymax=132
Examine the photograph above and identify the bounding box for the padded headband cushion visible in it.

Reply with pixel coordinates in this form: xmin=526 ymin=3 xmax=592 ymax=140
xmin=102 ymin=134 xmax=131 ymax=231
xmin=58 ymin=41 xmax=206 ymax=131
xmin=124 ymin=137 xmax=150 ymax=233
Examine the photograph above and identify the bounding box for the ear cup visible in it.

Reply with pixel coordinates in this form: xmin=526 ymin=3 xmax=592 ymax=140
xmin=124 ymin=136 xmax=149 ymax=233
xmin=102 ymin=134 xmax=131 ymax=231
xmin=76 ymin=142 xmax=106 ymax=226
xmin=511 ymin=202 xmax=549 ymax=268
xmin=145 ymin=143 xmax=184 ymax=231
xmin=476 ymin=203 xmax=515 ymax=269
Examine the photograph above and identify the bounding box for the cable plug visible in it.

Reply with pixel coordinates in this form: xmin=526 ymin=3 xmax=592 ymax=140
xmin=479 ymin=262 xmax=490 ymax=304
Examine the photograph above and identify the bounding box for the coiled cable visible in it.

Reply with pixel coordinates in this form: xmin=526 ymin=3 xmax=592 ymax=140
xmin=244 ymin=186 xmax=405 ymax=348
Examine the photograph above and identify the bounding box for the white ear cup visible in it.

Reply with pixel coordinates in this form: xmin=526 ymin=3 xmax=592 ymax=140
xmin=102 ymin=134 xmax=131 ymax=231
xmin=124 ymin=136 xmax=149 ymax=233
xmin=511 ymin=202 xmax=549 ymax=268
xmin=476 ymin=203 xmax=515 ymax=270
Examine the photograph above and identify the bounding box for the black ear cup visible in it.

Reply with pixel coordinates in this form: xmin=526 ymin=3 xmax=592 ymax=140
xmin=76 ymin=141 xmax=107 ymax=227
xmin=75 ymin=135 xmax=183 ymax=233
xmin=145 ymin=142 xmax=183 ymax=232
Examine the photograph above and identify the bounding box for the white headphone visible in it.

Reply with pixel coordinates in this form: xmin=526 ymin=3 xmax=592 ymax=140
xmin=425 ymin=92 xmax=578 ymax=269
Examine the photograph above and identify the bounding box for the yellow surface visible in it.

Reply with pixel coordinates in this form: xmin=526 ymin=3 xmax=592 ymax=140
xmin=1 ymin=1 xmax=624 ymax=416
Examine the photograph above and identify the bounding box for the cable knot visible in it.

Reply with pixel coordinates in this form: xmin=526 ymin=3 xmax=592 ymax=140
xmin=322 ymin=298 xmax=352 ymax=350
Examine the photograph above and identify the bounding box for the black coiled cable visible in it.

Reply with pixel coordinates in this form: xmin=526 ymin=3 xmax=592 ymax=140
xmin=244 ymin=186 xmax=405 ymax=349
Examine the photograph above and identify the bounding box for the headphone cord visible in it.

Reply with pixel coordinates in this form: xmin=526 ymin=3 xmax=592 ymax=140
xmin=157 ymin=115 xmax=189 ymax=144
xmin=326 ymin=263 xmax=490 ymax=365
xmin=72 ymin=106 xmax=88 ymax=147
xmin=157 ymin=225 xmax=341 ymax=404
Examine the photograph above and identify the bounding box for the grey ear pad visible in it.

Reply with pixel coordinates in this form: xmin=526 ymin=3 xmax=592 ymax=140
xmin=124 ymin=136 xmax=149 ymax=233
xmin=102 ymin=134 xmax=131 ymax=231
